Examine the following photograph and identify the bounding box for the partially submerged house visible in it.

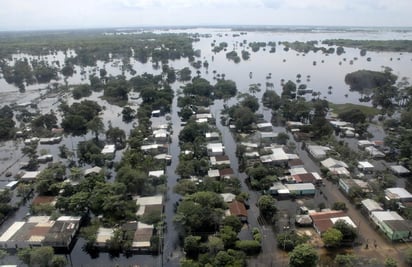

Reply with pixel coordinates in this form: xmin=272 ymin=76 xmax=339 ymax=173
xmin=390 ymin=165 xmax=411 ymax=176
xmin=101 ymin=144 xmax=116 ymax=159
xmin=228 ymin=200 xmax=248 ymax=222
xmin=0 ymin=216 xmax=81 ymax=250
xmin=370 ymin=211 xmax=412 ymax=241
xmin=361 ymin=199 xmax=383 ymax=215
xmin=309 ymin=210 xmax=356 ymax=234
xmin=307 ymin=145 xmax=331 ymax=160
xmin=321 ymin=158 xmax=350 ymax=176
xmin=385 ymin=188 xmax=412 ymax=202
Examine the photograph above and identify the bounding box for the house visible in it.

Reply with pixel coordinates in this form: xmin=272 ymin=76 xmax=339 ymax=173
xmin=207 ymin=169 xmax=220 ymax=178
xmin=101 ymin=144 xmax=116 ymax=158
xmin=207 ymin=143 xmax=225 ymax=156
xmin=370 ymin=211 xmax=412 ymax=241
xmin=321 ymin=158 xmax=350 ymax=176
xmin=390 ymin=165 xmax=411 ymax=176
xmin=210 ymin=155 xmax=230 ymax=166
xmin=358 ymin=161 xmax=374 ymax=173
xmin=358 ymin=140 xmax=375 ymax=149
xmin=135 ymin=195 xmax=164 ymax=217
xmin=219 ymin=168 xmax=234 ymax=179
xmin=96 ymin=227 xmax=114 ymax=247
xmin=309 ymin=210 xmax=356 ymax=234
xmin=5 ymin=181 xmax=19 ymax=190
xmin=339 ymin=178 xmax=370 ymax=194
xmin=132 ymin=222 xmax=154 ymax=250
xmin=205 ymin=132 xmax=220 ymax=142
xmin=39 ymin=137 xmax=62 ymax=145
xmin=84 ymin=166 xmax=102 ymax=177
xmin=385 ymin=188 xmax=412 ymax=202
xmin=220 ymin=193 xmax=236 ymax=203
xmin=284 ymin=183 xmax=316 ymax=196
xmin=257 ymin=122 xmax=273 ymax=132
xmin=38 ymin=154 xmax=53 ymax=164
xmin=292 ymin=173 xmax=317 ymax=184
xmin=361 ymin=199 xmax=383 ymax=215
xmin=153 ymin=129 xmax=169 ymax=143
xmin=260 ymin=147 xmax=289 ymax=165
xmin=141 ymin=144 xmax=169 ymax=154
xmin=151 ymin=110 xmax=161 ymax=117
xmin=259 ymin=132 xmax=278 ymax=144
xmin=286 ymin=121 xmax=306 ymax=130
xmin=148 ymin=170 xmax=164 ymax=178
xmin=307 ymin=145 xmax=331 ymax=160
xmin=20 ymin=171 xmax=41 ymax=182
xmin=154 ymin=154 xmax=172 ymax=165
xmin=365 ymin=146 xmax=385 ymax=158
xmin=288 ymin=159 xmax=305 ymax=169
xmin=0 ymin=216 xmax=80 ymax=250
xmin=229 ymin=200 xmax=247 ymax=222
xmin=268 ymin=182 xmax=288 ymax=196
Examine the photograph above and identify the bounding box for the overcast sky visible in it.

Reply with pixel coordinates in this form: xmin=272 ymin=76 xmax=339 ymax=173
xmin=0 ymin=0 xmax=411 ymax=31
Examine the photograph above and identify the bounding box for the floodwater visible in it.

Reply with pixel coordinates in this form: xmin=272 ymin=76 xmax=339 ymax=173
xmin=0 ymin=27 xmax=411 ymax=266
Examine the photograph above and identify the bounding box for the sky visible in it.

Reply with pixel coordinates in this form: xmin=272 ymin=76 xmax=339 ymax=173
xmin=0 ymin=0 xmax=411 ymax=31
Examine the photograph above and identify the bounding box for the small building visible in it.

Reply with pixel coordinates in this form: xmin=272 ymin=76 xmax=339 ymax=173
xmin=153 ymin=129 xmax=169 ymax=143
xmin=358 ymin=140 xmax=375 ymax=149
xmin=207 ymin=143 xmax=225 ymax=156
xmin=390 ymin=165 xmax=411 ymax=176
xmin=260 ymin=147 xmax=289 ymax=165
xmin=339 ymin=178 xmax=370 ymax=194
xmin=38 ymin=154 xmax=53 ymax=164
xmin=210 ymin=155 xmax=230 ymax=166
xmin=141 ymin=144 xmax=169 ymax=154
xmin=385 ymin=188 xmax=412 ymax=202
xmin=361 ymin=199 xmax=383 ymax=215
xmin=220 ymin=193 xmax=236 ymax=203
xmin=135 ymin=195 xmax=164 ymax=217
xmin=288 ymin=159 xmax=305 ymax=169
xmin=101 ymin=144 xmax=116 ymax=158
xmin=148 ymin=170 xmax=165 ymax=178
xmin=154 ymin=154 xmax=172 ymax=165
xmin=370 ymin=211 xmax=412 ymax=241
xmin=207 ymin=169 xmax=220 ymax=178
xmin=321 ymin=158 xmax=350 ymax=176
xmin=96 ymin=227 xmax=114 ymax=247
xmin=39 ymin=137 xmax=62 ymax=145
xmin=5 ymin=181 xmax=19 ymax=190
xmin=219 ymin=168 xmax=234 ymax=179
xmin=365 ymin=146 xmax=385 ymax=158
xmin=292 ymin=173 xmax=317 ymax=184
xmin=229 ymin=200 xmax=248 ymax=222
xmin=20 ymin=171 xmax=41 ymax=182
xmin=205 ymin=132 xmax=220 ymax=142
xmin=284 ymin=183 xmax=315 ymax=196
xmin=257 ymin=122 xmax=273 ymax=132
xmin=259 ymin=132 xmax=278 ymax=144
xmin=268 ymin=182 xmax=288 ymax=196
xmin=309 ymin=210 xmax=354 ymax=234
xmin=84 ymin=166 xmax=102 ymax=177
xmin=151 ymin=110 xmax=161 ymax=117
xmin=132 ymin=222 xmax=154 ymax=250
xmin=307 ymin=145 xmax=331 ymax=160
xmin=358 ymin=161 xmax=374 ymax=173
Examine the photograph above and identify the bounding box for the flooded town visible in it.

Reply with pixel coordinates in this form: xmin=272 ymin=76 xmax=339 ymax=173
xmin=0 ymin=2 xmax=412 ymax=267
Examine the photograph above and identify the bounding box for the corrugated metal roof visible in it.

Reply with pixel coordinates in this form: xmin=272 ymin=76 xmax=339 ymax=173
xmin=0 ymin=222 xmax=25 ymax=242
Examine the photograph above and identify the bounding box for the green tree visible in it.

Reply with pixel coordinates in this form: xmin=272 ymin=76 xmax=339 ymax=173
xmin=262 ymin=90 xmax=281 ymax=110
xmin=322 ymin=228 xmax=343 ymax=247
xmin=50 ymin=255 xmax=67 ymax=267
xmin=333 ymin=220 xmax=357 ymax=242
xmin=289 ymin=244 xmax=319 ymax=267
xmin=334 ymin=254 xmax=357 ymax=267
xmin=257 ymin=195 xmax=277 ymax=220
xmin=18 ymin=246 xmax=55 ymax=267
xmin=184 ymin=235 xmax=202 ymax=258
xmin=222 ymin=215 xmax=242 ymax=233
xmin=87 ymin=116 xmax=105 ymax=141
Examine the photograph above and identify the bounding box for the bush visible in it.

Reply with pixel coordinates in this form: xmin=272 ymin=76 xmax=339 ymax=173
xmin=235 ymin=240 xmax=261 ymax=255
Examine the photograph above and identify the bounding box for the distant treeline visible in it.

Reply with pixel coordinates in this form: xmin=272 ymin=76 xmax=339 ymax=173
xmin=322 ymin=39 xmax=412 ymax=52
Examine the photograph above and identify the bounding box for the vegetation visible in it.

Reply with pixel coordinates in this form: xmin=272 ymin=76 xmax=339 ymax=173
xmin=323 ymin=39 xmax=412 ymax=52
xmin=288 ymin=243 xmax=319 ymax=267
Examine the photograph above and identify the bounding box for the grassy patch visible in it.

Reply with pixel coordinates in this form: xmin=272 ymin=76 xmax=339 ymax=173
xmin=329 ymin=102 xmax=380 ymax=117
